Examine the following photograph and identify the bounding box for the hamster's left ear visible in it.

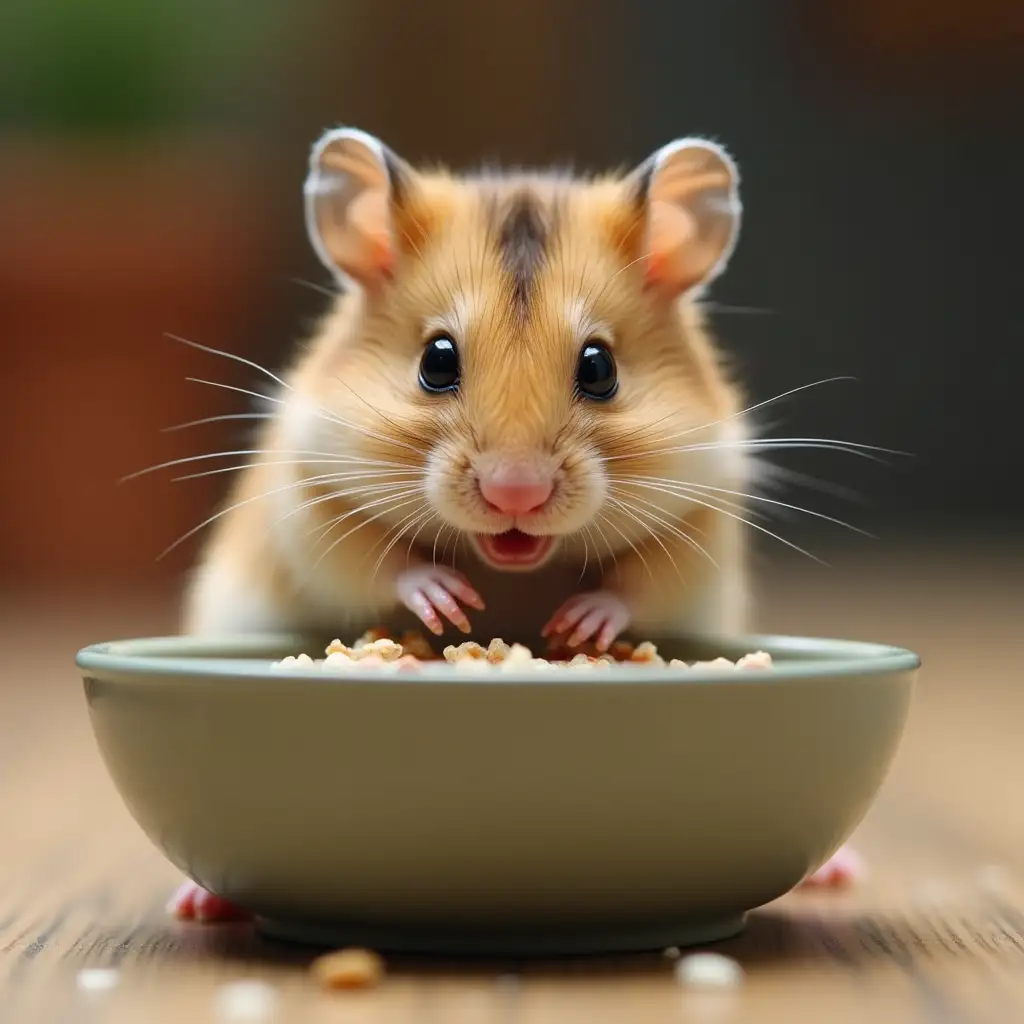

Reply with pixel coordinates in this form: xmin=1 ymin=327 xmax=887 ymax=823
xmin=303 ymin=127 xmax=416 ymax=290
xmin=625 ymin=138 xmax=741 ymax=298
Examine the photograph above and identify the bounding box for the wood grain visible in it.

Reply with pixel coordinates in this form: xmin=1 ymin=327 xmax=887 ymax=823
xmin=2 ymin=543 xmax=1023 ymax=1022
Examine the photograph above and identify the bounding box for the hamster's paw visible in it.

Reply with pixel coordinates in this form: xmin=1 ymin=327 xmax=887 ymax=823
xmin=396 ymin=565 xmax=485 ymax=636
xmin=800 ymin=845 xmax=864 ymax=888
xmin=542 ymin=590 xmax=631 ymax=652
xmin=168 ymin=880 xmax=251 ymax=922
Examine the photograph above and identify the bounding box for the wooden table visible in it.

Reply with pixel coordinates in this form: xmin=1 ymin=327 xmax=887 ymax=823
xmin=2 ymin=542 xmax=1022 ymax=1022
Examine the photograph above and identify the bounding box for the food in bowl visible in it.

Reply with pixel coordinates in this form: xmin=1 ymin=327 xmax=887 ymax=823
xmin=271 ymin=629 xmax=774 ymax=674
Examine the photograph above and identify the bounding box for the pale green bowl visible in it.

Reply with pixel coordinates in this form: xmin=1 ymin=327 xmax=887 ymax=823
xmin=75 ymin=630 xmax=918 ymax=956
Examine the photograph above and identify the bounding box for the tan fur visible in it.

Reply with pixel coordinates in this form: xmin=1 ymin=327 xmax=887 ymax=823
xmin=183 ymin=150 xmax=751 ymax=642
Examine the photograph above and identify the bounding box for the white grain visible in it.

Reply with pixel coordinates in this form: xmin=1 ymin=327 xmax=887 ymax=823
xmin=674 ymin=952 xmax=744 ymax=989
xmin=76 ymin=968 xmax=120 ymax=994
xmin=214 ymin=979 xmax=279 ymax=1021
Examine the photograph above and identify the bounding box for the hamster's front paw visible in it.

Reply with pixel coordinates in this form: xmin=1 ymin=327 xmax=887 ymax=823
xmin=168 ymin=880 xmax=251 ymax=922
xmin=800 ymin=845 xmax=864 ymax=888
xmin=396 ymin=564 xmax=485 ymax=636
xmin=542 ymin=590 xmax=631 ymax=652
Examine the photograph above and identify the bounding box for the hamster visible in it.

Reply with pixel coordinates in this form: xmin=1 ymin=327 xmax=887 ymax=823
xmin=183 ymin=127 xmax=752 ymax=645
xmin=170 ymin=128 xmax=859 ymax=921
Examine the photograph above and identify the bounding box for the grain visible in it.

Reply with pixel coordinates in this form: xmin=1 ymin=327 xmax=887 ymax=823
xmin=311 ymin=948 xmax=385 ymax=990
xmin=674 ymin=952 xmax=744 ymax=989
xmin=273 ymin=630 xmax=773 ymax=674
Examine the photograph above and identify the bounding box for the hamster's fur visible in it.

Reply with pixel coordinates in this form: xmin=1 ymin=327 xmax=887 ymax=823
xmin=183 ymin=129 xmax=755 ymax=650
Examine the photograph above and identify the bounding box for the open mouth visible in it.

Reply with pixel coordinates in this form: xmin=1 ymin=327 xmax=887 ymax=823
xmin=474 ymin=530 xmax=554 ymax=569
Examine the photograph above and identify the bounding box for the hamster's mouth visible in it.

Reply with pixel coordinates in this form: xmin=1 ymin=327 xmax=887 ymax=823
xmin=472 ymin=530 xmax=554 ymax=570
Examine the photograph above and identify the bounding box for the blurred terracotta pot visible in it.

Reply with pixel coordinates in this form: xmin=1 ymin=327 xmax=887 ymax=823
xmin=0 ymin=136 xmax=280 ymax=583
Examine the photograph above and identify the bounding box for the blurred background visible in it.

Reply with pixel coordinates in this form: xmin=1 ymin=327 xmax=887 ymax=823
xmin=2 ymin=8 xmax=1023 ymax=1012
xmin=1 ymin=0 xmax=1021 ymax=593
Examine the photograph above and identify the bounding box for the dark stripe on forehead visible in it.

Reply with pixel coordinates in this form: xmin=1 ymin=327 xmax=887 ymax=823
xmin=497 ymin=192 xmax=548 ymax=314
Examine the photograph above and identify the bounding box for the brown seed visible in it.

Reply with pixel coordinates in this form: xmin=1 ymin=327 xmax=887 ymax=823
xmin=399 ymin=631 xmax=437 ymax=660
xmin=311 ymin=948 xmax=385 ymax=990
xmin=608 ymin=640 xmax=635 ymax=661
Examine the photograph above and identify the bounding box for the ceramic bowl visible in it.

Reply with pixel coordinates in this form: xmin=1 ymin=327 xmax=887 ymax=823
xmin=76 ymin=630 xmax=919 ymax=955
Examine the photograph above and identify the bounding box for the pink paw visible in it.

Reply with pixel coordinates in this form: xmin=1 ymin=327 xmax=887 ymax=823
xmin=396 ymin=564 xmax=484 ymax=636
xmin=541 ymin=590 xmax=631 ymax=652
xmin=801 ymin=845 xmax=864 ymax=888
xmin=168 ymin=880 xmax=251 ymax=922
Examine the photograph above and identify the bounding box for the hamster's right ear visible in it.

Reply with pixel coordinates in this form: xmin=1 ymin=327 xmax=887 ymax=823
xmin=303 ymin=127 xmax=416 ymax=290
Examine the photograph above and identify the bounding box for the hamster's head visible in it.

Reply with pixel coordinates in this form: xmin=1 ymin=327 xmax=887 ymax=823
xmin=299 ymin=128 xmax=745 ymax=571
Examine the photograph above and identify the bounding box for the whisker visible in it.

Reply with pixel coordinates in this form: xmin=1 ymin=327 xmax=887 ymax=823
xmin=454 ymin=532 xmax=469 ymax=571
xmin=287 ymin=275 xmax=340 ymax=299
xmin=441 ymin=524 xmax=456 ymax=565
xmin=175 ymin=334 xmax=413 ymax=454
xmin=609 ymin=476 xmax=763 ymax=521
xmin=603 ymin=437 xmax=902 ymax=464
xmin=122 ymin=447 xmax=394 ymax=483
xmin=155 ymin=472 xmax=420 ymax=560
xmin=311 ymin=493 xmax=426 ymax=573
xmin=370 ymin=505 xmax=434 ymax=580
xmin=331 ymin=375 xmax=430 ymax=456
xmin=174 ymin=462 xmax=419 ymax=483
xmin=600 ymin=376 xmax=859 ymax=457
xmin=402 ymin=507 xmax=442 ymax=571
xmin=679 ymin=436 xmax=905 ymax=455
xmin=167 ymin=334 xmax=293 ymax=392
xmin=596 ymin=507 xmax=654 ymax=581
xmin=605 ymin=496 xmax=683 ymax=581
xmin=697 ymin=301 xmax=776 ymax=316
xmin=664 ymin=479 xmax=872 ymax=537
xmin=184 ymin=376 xmax=285 ymax=408
xmin=608 ymin=491 xmax=719 ymax=571
xmin=756 ymin=462 xmax=866 ymax=504
xmin=265 ymin=479 xmax=425 ymax=544
xmin=616 ymin=481 xmax=826 ymax=565
xmin=690 ymin=376 xmax=860 ymax=436
xmin=304 ymin=486 xmax=425 ymax=541
xmin=578 ymin=526 xmax=590 ymax=582
xmin=590 ymin=515 xmax=619 ymax=570
xmin=362 ymin=502 xmax=426 ymax=566
xmin=306 ymin=400 xmax=430 ymax=459
xmin=183 ymin=376 xmax=425 ymax=459
xmin=162 ymin=412 xmax=278 ymax=432
xmin=431 ymin=522 xmax=450 ymax=569
xmin=615 ymin=474 xmax=870 ymax=535
xmin=584 ymin=522 xmax=605 ymax=576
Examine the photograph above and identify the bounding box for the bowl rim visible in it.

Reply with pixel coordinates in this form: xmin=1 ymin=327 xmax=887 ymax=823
xmin=75 ymin=631 xmax=921 ymax=686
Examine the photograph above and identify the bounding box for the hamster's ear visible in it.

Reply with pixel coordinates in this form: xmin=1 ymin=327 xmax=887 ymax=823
xmin=626 ymin=138 xmax=741 ymax=298
xmin=304 ymin=127 xmax=415 ymax=290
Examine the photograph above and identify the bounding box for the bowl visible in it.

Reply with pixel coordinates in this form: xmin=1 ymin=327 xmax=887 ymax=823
xmin=75 ymin=630 xmax=919 ymax=956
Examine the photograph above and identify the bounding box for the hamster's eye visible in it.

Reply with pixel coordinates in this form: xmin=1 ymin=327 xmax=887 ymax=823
xmin=419 ymin=334 xmax=460 ymax=393
xmin=576 ymin=340 xmax=617 ymax=401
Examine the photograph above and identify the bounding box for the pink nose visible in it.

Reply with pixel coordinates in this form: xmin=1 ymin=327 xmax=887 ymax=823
xmin=478 ymin=477 xmax=553 ymax=515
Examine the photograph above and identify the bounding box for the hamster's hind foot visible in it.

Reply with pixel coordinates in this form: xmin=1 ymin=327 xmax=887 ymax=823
xmin=800 ymin=845 xmax=864 ymax=888
xmin=168 ymin=880 xmax=251 ymax=922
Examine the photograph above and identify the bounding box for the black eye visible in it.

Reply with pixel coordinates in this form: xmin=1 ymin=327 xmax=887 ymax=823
xmin=576 ymin=340 xmax=617 ymax=401
xmin=419 ymin=333 xmax=460 ymax=393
